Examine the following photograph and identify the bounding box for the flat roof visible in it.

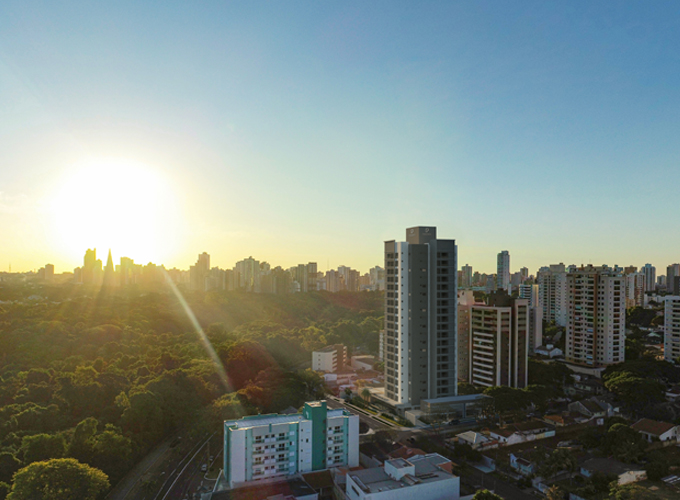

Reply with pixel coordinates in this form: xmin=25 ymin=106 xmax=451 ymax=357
xmin=225 ymin=408 xmax=348 ymax=429
xmin=349 ymin=454 xmax=455 ymax=494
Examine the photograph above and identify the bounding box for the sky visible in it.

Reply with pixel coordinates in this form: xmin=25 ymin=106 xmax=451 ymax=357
xmin=1 ymin=1 xmax=680 ymax=275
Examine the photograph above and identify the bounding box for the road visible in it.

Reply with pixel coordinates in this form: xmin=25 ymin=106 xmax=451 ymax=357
xmin=325 ymin=398 xmax=392 ymax=432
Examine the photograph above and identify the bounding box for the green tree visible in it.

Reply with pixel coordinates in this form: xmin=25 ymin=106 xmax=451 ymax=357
xmin=458 ymin=382 xmax=482 ymax=395
xmin=609 ymin=483 xmax=655 ymax=500
xmin=90 ymin=428 xmax=132 ymax=482
xmin=472 ymin=490 xmax=503 ymax=500
xmin=645 ymin=460 xmax=669 ymax=481
xmin=603 ymin=372 xmax=665 ymax=412
xmin=67 ymin=417 xmax=98 ymax=462
xmin=21 ymin=434 xmax=66 ymax=464
xmin=0 ymin=482 xmax=9 ymax=500
xmin=545 ymin=485 xmax=564 ymax=500
xmin=603 ymin=424 xmax=646 ymax=463
xmin=0 ymin=453 xmax=20 ymax=485
xmin=7 ymin=458 xmax=109 ymax=500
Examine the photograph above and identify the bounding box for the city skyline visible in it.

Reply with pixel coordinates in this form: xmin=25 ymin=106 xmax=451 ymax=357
xmin=2 ymin=2 xmax=680 ymax=273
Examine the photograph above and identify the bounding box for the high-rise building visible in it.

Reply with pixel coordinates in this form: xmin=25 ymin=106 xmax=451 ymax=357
xmin=664 ymin=297 xmax=680 ymax=364
xmin=312 ymin=344 xmax=347 ymax=372
xmin=223 ymin=401 xmax=359 ymax=489
xmin=234 ymin=256 xmax=261 ymax=292
xmin=190 ymin=252 xmax=211 ymax=291
xmin=667 ymin=264 xmax=680 ymax=294
xmin=102 ymin=249 xmax=116 ymax=287
xmin=624 ymin=271 xmax=645 ymax=308
xmin=565 ymin=265 xmax=626 ymax=367
xmin=537 ymin=263 xmax=568 ymax=327
xmin=642 ymin=264 xmax=656 ymax=293
xmin=469 ymin=293 xmax=529 ymax=388
xmin=457 ymin=290 xmax=478 ymax=382
xmin=461 ymin=264 xmax=473 ymax=289
xmin=383 ymin=226 xmax=457 ymax=408
xmin=496 ymin=251 xmax=510 ymax=292
xmin=369 ymin=266 xmax=386 ymax=291
xmin=518 ymin=284 xmax=542 ymax=352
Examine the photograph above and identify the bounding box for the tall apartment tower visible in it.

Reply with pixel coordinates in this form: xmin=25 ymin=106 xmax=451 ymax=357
xmin=642 ymin=264 xmax=656 ymax=292
xmin=496 ymin=251 xmax=510 ymax=292
xmin=461 ymin=264 xmax=473 ymax=289
xmin=667 ymin=265 xmax=680 ymax=295
xmin=457 ymin=290 xmax=477 ymax=383
xmin=565 ymin=265 xmax=626 ymax=367
xmin=384 ymin=226 xmax=457 ymax=408
xmin=469 ymin=293 xmax=529 ymax=388
xmin=537 ymin=264 xmax=568 ymax=327
xmin=518 ymin=284 xmax=543 ymax=352
xmin=665 ymin=297 xmax=680 ymax=364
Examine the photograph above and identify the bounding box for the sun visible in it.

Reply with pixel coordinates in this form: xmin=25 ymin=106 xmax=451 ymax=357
xmin=49 ymin=158 xmax=184 ymax=266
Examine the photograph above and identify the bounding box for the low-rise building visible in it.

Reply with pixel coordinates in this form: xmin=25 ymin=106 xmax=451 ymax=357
xmin=534 ymin=345 xmax=563 ymax=358
xmin=580 ymin=458 xmax=646 ymax=485
xmin=455 ymin=431 xmax=494 ymax=450
xmin=631 ymin=418 xmax=680 ymax=443
xmin=345 ymin=454 xmax=459 ymax=500
xmin=568 ymin=398 xmax=609 ymax=419
xmin=489 ymin=421 xmax=556 ymax=446
xmin=313 ymin=345 xmax=348 ymax=373
xmin=223 ymin=401 xmax=359 ymax=489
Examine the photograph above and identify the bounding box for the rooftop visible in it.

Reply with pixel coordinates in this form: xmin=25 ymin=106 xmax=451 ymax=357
xmin=225 ymin=407 xmax=348 ymax=429
xmin=581 ymin=458 xmax=644 ymax=477
xmin=348 ymin=454 xmax=455 ymax=494
xmin=631 ymin=418 xmax=677 ymax=436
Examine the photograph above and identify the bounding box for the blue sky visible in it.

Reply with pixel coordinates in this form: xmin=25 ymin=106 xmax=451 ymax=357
xmin=1 ymin=1 xmax=679 ymax=274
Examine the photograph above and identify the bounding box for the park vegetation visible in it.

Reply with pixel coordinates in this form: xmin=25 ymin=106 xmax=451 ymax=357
xmin=0 ymin=282 xmax=383 ymax=498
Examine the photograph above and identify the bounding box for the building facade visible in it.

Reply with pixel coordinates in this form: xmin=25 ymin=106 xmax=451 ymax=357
xmin=383 ymin=226 xmax=458 ymax=408
xmin=565 ymin=265 xmax=626 ymax=367
xmin=537 ymin=263 xmax=568 ymax=327
xmin=469 ymin=293 xmax=529 ymax=388
xmin=665 ymin=296 xmax=680 ymax=364
xmin=312 ymin=345 xmax=347 ymax=373
xmin=223 ymin=401 xmax=359 ymax=489
xmin=496 ymin=251 xmax=510 ymax=292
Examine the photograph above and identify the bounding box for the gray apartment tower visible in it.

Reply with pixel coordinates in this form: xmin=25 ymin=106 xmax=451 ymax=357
xmin=383 ymin=226 xmax=458 ymax=408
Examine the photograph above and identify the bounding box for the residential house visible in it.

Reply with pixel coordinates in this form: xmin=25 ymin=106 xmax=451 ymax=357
xmin=631 ymin=418 xmax=680 ymax=443
xmin=568 ymin=398 xmax=610 ymax=420
xmin=510 ymin=453 xmax=537 ymax=477
xmin=488 ymin=421 xmax=556 ymax=446
xmin=580 ymin=458 xmax=646 ymax=485
xmin=455 ymin=431 xmax=495 ymax=450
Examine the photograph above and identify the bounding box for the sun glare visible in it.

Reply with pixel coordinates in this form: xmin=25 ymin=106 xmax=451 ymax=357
xmin=50 ymin=158 xmax=183 ymax=265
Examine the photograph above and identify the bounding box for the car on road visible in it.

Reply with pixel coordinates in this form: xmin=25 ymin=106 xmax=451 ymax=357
xmin=201 ymin=464 xmax=207 ymax=472
xmin=209 ymin=455 xmax=214 ymax=463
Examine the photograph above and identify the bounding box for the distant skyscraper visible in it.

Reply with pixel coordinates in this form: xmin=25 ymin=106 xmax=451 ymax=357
xmin=667 ymin=264 xmax=680 ymax=294
xmin=382 ymin=226 xmax=457 ymax=408
xmin=565 ymin=265 xmax=625 ymax=367
xmin=665 ymin=296 xmax=680 ymax=364
xmin=461 ymin=264 xmax=472 ymax=289
xmin=102 ymin=249 xmax=116 ymax=287
xmin=496 ymin=251 xmax=510 ymax=292
xmin=538 ymin=263 xmax=568 ymax=327
xmin=642 ymin=263 xmax=656 ymax=292
xmin=190 ymin=252 xmax=211 ymax=291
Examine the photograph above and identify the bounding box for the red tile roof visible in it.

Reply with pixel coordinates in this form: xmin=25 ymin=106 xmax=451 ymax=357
xmin=631 ymin=418 xmax=676 ymax=436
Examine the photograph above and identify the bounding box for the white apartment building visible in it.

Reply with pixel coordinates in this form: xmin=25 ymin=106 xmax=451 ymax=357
xmin=565 ymin=265 xmax=626 ymax=367
xmin=538 ymin=264 xmax=568 ymax=327
xmin=223 ymin=401 xmax=359 ymax=489
xmin=346 ymin=454 xmax=459 ymax=500
xmin=625 ymin=272 xmax=645 ymax=308
xmin=469 ymin=294 xmax=529 ymax=389
xmin=664 ymin=296 xmax=680 ymax=364
xmin=383 ymin=227 xmax=458 ymax=409
xmin=312 ymin=345 xmax=347 ymax=372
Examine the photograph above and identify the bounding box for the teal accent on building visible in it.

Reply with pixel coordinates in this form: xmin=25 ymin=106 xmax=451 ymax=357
xmin=302 ymin=401 xmax=327 ymax=470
